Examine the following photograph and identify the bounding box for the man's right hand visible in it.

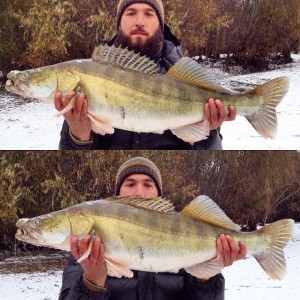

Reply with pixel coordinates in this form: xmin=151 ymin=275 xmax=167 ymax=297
xmin=71 ymin=235 xmax=108 ymax=288
xmin=55 ymin=91 xmax=92 ymax=142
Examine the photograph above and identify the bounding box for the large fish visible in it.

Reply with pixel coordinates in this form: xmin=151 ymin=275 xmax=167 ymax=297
xmin=5 ymin=45 xmax=289 ymax=143
xmin=15 ymin=195 xmax=294 ymax=280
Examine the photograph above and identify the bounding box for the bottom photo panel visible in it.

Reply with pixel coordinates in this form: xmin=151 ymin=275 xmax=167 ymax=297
xmin=0 ymin=150 xmax=299 ymax=300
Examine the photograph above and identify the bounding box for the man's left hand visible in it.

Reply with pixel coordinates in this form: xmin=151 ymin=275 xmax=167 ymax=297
xmin=205 ymin=99 xmax=237 ymax=130
xmin=217 ymin=234 xmax=247 ymax=267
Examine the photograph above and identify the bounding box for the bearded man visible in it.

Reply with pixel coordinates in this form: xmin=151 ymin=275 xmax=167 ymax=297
xmin=55 ymin=0 xmax=237 ymax=150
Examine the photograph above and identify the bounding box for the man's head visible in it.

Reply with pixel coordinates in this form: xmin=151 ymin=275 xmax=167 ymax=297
xmin=115 ymin=1 xmax=165 ymax=59
xmin=115 ymin=157 xmax=162 ymax=198
xmin=116 ymin=0 xmax=164 ymax=30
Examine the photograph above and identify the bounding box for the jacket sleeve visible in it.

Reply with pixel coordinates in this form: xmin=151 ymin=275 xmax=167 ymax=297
xmin=58 ymin=121 xmax=100 ymax=150
xmin=58 ymin=255 xmax=110 ymax=300
xmin=183 ymin=272 xmax=225 ymax=300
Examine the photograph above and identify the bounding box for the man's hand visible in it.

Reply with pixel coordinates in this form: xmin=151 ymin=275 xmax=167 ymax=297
xmin=55 ymin=91 xmax=92 ymax=142
xmin=71 ymin=235 xmax=107 ymax=287
xmin=205 ymin=99 xmax=237 ymax=130
xmin=217 ymin=234 xmax=247 ymax=267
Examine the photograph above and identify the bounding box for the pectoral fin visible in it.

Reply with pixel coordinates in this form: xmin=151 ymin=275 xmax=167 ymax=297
xmin=77 ymin=234 xmax=94 ymax=263
xmin=105 ymin=258 xmax=134 ymax=278
xmin=185 ymin=254 xmax=223 ymax=280
xmin=55 ymin=93 xmax=77 ymax=117
xmin=171 ymin=119 xmax=210 ymax=144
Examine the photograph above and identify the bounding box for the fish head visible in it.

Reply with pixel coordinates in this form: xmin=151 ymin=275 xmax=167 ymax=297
xmin=15 ymin=211 xmax=71 ymax=250
xmin=5 ymin=67 xmax=58 ymax=102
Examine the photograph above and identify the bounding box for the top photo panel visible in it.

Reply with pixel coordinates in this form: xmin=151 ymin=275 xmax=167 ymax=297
xmin=0 ymin=0 xmax=299 ymax=150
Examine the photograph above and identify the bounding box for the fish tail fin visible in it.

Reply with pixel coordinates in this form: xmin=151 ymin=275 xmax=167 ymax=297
xmin=246 ymin=76 xmax=289 ymax=139
xmin=254 ymin=219 xmax=294 ymax=280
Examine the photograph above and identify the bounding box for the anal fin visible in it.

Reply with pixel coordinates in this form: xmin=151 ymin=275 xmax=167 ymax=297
xmin=87 ymin=113 xmax=115 ymax=135
xmin=171 ymin=119 xmax=209 ymax=144
xmin=185 ymin=254 xmax=223 ymax=280
xmin=105 ymin=258 xmax=134 ymax=278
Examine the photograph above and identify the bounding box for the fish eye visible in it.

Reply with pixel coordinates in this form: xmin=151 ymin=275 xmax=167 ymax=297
xmin=33 ymin=218 xmax=41 ymax=226
xmin=22 ymin=72 xmax=29 ymax=79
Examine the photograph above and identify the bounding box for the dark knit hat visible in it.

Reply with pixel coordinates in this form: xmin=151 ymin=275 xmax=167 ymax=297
xmin=116 ymin=0 xmax=164 ymax=30
xmin=115 ymin=157 xmax=163 ymax=196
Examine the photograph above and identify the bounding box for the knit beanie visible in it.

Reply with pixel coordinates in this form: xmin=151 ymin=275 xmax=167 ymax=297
xmin=116 ymin=0 xmax=164 ymax=30
xmin=115 ymin=157 xmax=163 ymax=196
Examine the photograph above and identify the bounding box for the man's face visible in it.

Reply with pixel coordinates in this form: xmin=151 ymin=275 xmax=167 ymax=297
xmin=120 ymin=3 xmax=160 ymax=47
xmin=115 ymin=3 xmax=163 ymax=59
xmin=119 ymin=174 xmax=159 ymax=198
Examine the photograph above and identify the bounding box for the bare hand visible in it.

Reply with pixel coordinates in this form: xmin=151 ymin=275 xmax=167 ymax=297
xmin=55 ymin=91 xmax=92 ymax=141
xmin=205 ymin=99 xmax=237 ymax=130
xmin=71 ymin=235 xmax=107 ymax=287
xmin=217 ymin=234 xmax=247 ymax=267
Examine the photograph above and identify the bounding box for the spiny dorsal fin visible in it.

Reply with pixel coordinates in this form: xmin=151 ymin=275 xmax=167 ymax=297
xmin=167 ymin=57 xmax=231 ymax=93
xmin=182 ymin=195 xmax=240 ymax=231
xmin=105 ymin=196 xmax=176 ymax=214
xmin=92 ymin=44 xmax=161 ymax=75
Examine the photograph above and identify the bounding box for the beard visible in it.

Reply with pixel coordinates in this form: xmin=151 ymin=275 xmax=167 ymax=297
xmin=114 ymin=26 xmax=164 ymax=60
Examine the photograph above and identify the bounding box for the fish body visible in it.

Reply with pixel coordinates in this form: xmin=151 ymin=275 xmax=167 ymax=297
xmin=15 ymin=195 xmax=294 ymax=280
xmin=5 ymin=45 xmax=289 ymax=143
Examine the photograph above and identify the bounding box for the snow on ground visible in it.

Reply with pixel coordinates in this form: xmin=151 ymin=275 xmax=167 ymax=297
xmin=222 ymin=223 xmax=300 ymax=300
xmin=221 ymin=54 xmax=300 ymax=150
xmin=0 ymin=54 xmax=299 ymax=150
xmin=0 ymin=223 xmax=299 ymax=300
xmin=0 ymin=270 xmax=62 ymax=300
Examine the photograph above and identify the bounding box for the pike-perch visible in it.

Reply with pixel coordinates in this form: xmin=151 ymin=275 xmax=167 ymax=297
xmin=5 ymin=45 xmax=289 ymax=143
xmin=15 ymin=195 xmax=294 ymax=280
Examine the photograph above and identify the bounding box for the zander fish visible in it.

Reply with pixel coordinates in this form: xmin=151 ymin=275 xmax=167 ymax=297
xmin=15 ymin=195 xmax=294 ymax=280
xmin=5 ymin=45 xmax=289 ymax=143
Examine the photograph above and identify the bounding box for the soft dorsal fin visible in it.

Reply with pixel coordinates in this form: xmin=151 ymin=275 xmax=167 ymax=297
xmin=92 ymin=44 xmax=161 ymax=75
xmin=167 ymin=57 xmax=231 ymax=93
xmin=182 ymin=195 xmax=240 ymax=231
xmin=105 ymin=196 xmax=176 ymax=214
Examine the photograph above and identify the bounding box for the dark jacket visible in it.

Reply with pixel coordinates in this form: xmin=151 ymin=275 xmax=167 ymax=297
xmin=59 ymin=254 xmax=225 ymax=300
xmin=59 ymin=25 xmax=223 ymax=150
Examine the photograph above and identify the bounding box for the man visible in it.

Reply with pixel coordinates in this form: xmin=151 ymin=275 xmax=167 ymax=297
xmin=55 ymin=0 xmax=237 ymax=150
xmin=59 ymin=157 xmax=247 ymax=299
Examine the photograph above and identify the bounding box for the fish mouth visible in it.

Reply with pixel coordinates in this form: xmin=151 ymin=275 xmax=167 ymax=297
xmin=15 ymin=227 xmax=42 ymax=243
xmin=5 ymin=70 xmax=31 ymax=95
xmin=5 ymin=79 xmax=30 ymax=95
